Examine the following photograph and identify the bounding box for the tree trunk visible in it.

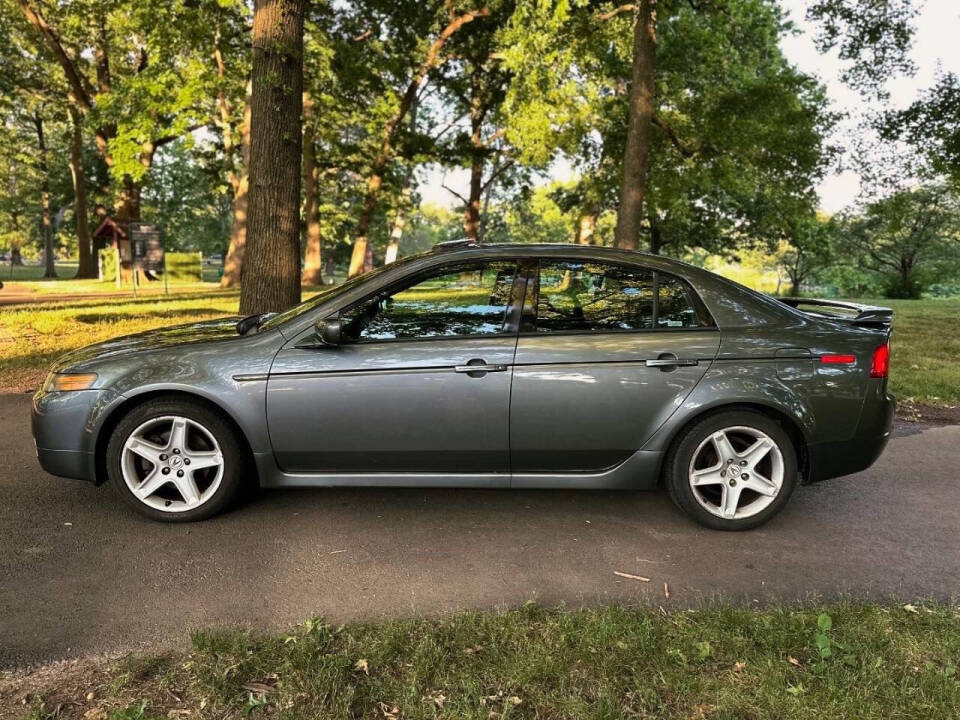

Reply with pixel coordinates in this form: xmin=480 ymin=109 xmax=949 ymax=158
xmin=115 ymin=177 xmax=142 ymax=224
xmin=34 ymin=113 xmax=56 ymax=279
xmin=464 ymin=70 xmax=485 ymax=242
xmin=576 ymin=207 xmax=598 ymax=245
xmin=301 ymin=92 xmax=324 ymax=286
xmin=464 ymin=152 xmax=484 ymax=242
xmin=347 ymin=6 xmax=490 ymax=278
xmin=68 ymin=107 xmax=96 ymax=278
xmin=614 ymin=0 xmax=657 ymax=250
xmin=239 ymin=0 xmax=305 ymax=315
xmin=221 ymin=81 xmax=252 ymax=288
xmin=384 ymin=206 xmax=405 ymax=265
xmin=648 ymin=220 xmax=665 ymax=254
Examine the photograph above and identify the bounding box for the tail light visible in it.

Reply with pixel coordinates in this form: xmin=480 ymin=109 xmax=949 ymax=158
xmin=870 ymin=343 xmax=890 ymax=378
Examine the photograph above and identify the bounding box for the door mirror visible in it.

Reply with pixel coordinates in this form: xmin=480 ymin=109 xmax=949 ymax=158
xmin=314 ymin=317 xmax=342 ymax=346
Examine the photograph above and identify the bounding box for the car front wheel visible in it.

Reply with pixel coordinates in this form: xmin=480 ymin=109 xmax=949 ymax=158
xmin=665 ymin=410 xmax=798 ymax=530
xmin=106 ymin=398 xmax=245 ymax=522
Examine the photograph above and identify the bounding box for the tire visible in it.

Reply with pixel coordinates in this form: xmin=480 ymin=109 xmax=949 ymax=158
xmin=106 ymin=397 xmax=246 ymax=522
xmin=665 ymin=409 xmax=798 ymax=531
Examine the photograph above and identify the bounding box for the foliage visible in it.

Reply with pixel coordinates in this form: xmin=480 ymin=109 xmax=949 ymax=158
xmin=806 ymin=0 xmax=918 ymax=96
xmin=835 ymin=184 xmax=960 ymax=298
xmin=881 ymin=72 xmax=960 ymax=185
xmin=500 ymin=0 xmax=838 ymax=256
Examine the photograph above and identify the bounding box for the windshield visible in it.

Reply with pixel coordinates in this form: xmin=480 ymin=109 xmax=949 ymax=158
xmin=258 ymin=256 xmax=420 ymax=332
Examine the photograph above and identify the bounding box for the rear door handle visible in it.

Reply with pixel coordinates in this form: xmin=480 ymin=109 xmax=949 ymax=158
xmin=646 ymin=355 xmax=699 ymax=368
xmin=455 ymin=358 xmax=508 ymax=376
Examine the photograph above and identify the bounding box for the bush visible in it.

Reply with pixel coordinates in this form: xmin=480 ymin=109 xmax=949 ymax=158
xmin=165 ymin=252 xmax=202 ymax=282
xmin=884 ymin=275 xmax=924 ymax=299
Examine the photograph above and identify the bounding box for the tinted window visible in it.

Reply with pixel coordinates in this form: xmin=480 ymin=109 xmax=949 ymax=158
xmin=657 ymin=275 xmax=700 ymax=328
xmin=342 ymin=261 xmax=516 ymax=341
xmin=536 ymin=261 xmax=655 ymax=332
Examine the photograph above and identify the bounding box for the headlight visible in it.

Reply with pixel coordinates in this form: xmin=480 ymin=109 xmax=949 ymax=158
xmin=42 ymin=372 xmax=98 ymax=392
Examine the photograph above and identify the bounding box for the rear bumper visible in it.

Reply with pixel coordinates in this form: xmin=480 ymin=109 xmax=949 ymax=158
xmin=805 ymin=388 xmax=895 ymax=483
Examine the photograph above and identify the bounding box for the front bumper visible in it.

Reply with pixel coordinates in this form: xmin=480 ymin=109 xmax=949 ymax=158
xmin=805 ymin=386 xmax=895 ymax=483
xmin=32 ymin=388 xmax=114 ymax=483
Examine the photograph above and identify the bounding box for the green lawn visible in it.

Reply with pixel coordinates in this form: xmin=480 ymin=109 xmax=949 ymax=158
xmin=0 ymin=290 xmax=957 ymax=406
xmin=14 ymin=603 xmax=960 ymax=720
xmin=869 ymin=298 xmax=960 ymax=406
xmin=0 ymin=293 xmax=240 ymax=391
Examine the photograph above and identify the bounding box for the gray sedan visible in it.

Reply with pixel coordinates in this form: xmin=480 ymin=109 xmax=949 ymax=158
xmin=32 ymin=242 xmax=894 ymax=529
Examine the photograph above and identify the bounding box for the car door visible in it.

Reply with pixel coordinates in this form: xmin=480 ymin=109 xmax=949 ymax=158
xmin=509 ymin=259 xmax=721 ymax=475
xmin=266 ymin=259 xmax=521 ymax=481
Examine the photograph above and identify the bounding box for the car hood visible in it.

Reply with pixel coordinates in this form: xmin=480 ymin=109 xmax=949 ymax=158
xmin=52 ymin=316 xmax=243 ymax=372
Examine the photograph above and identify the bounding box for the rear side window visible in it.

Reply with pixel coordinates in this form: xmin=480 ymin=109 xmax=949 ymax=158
xmin=534 ymin=260 xmax=704 ymax=333
xmin=657 ymin=274 xmax=700 ymax=328
xmin=536 ymin=261 xmax=655 ymax=332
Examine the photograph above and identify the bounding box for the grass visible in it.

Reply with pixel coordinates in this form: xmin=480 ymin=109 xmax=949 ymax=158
xmin=871 ymin=298 xmax=960 ymax=407
xmin=13 ymin=603 xmax=960 ymax=720
xmin=0 ymin=293 xmax=240 ymax=391
xmin=1 ymin=285 xmax=957 ymax=406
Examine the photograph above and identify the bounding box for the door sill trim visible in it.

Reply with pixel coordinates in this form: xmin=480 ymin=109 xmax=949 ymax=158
xmin=257 ymin=450 xmax=663 ymax=490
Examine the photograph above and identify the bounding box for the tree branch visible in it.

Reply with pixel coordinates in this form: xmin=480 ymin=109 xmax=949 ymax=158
xmin=19 ymin=1 xmax=94 ymax=110
xmin=651 ymin=114 xmax=697 ymax=158
xmin=441 ymin=180 xmax=469 ymax=205
xmin=481 ymin=157 xmax=514 ymax=194
xmin=596 ymin=4 xmax=636 ymax=21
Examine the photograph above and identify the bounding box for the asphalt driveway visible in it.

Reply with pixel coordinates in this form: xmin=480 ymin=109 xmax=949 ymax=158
xmin=2 ymin=392 xmax=959 ymax=669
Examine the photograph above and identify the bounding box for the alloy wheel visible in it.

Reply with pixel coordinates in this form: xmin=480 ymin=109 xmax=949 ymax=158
xmin=120 ymin=415 xmax=224 ymax=513
xmin=687 ymin=425 xmax=784 ymax=520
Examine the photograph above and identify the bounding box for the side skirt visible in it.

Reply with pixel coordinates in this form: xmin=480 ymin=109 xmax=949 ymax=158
xmin=254 ymin=450 xmax=663 ymax=490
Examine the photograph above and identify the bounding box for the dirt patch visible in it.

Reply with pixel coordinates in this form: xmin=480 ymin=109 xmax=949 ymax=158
xmin=0 ymin=656 xmax=112 ymax=720
xmin=896 ymin=400 xmax=960 ymax=427
xmin=0 ymin=653 xmax=190 ymax=720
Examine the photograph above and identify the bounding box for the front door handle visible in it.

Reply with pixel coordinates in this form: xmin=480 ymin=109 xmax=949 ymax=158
xmin=646 ymin=354 xmax=699 ymax=368
xmin=455 ymin=358 xmax=508 ymax=377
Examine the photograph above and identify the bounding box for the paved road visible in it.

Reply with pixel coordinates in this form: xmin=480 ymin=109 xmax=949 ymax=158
xmin=2 ymin=392 xmax=958 ymax=669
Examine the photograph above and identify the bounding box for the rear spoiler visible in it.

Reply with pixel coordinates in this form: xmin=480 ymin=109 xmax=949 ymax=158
xmin=778 ymin=298 xmax=892 ymax=329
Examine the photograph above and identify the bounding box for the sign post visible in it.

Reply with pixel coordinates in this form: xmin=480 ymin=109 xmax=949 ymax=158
xmin=128 ymin=223 xmax=166 ymax=296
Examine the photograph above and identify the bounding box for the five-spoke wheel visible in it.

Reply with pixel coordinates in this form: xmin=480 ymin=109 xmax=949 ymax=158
xmin=666 ymin=410 xmax=797 ymax=530
xmin=106 ymin=398 xmax=244 ymax=521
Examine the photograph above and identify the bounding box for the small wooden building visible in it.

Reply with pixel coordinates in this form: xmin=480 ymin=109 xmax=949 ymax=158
xmin=92 ymin=216 xmax=132 ymax=284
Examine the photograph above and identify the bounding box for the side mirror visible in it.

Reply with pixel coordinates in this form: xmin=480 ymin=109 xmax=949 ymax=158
xmin=314 ymin=317 xmax=342 ymax=346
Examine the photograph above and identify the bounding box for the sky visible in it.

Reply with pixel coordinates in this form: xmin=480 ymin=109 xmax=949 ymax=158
xmin=419 ymin=0 xmax=960 ymax=214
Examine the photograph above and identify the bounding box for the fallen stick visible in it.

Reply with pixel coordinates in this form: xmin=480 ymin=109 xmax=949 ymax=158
xmin=614 ymin=571 xmax=650 ymax=582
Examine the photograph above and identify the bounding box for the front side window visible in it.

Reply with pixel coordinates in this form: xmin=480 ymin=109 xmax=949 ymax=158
xmin=534 ymin=260 xmax=704 ymax=332
xmin=535 ymin=261 xmax=655 ymax=332
xmin=342 ymin=261 xmax=517 ymax=341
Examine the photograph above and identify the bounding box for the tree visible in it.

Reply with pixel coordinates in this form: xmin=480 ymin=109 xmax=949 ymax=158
xmin=346 ymin=2 xmax=491 ymax=277
xmin=881 ymin=72 xmax=960 ymax=185
xmin=503 ymin=0 xmax=835 ymax=255
xmin=776 ymin=216 xmax=834 ymax=296
xmin=613 ymin=0 xmax=656 ymax=249
xmin=238 ymin=0 xmax=306 ymax=315
xmin=805 ymin=0 xmax=918 ymax=97
xmin=842 ymin=184 xmax=959 ymax=298
xmin=15 ymin=0 xmax=236 ymax=232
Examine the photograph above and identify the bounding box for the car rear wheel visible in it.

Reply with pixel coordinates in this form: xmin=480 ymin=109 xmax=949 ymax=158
xmin=106 ymin=398 xmax=245 ymax=522
xmin=665 ymin=410 xmax=798 ymax=530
